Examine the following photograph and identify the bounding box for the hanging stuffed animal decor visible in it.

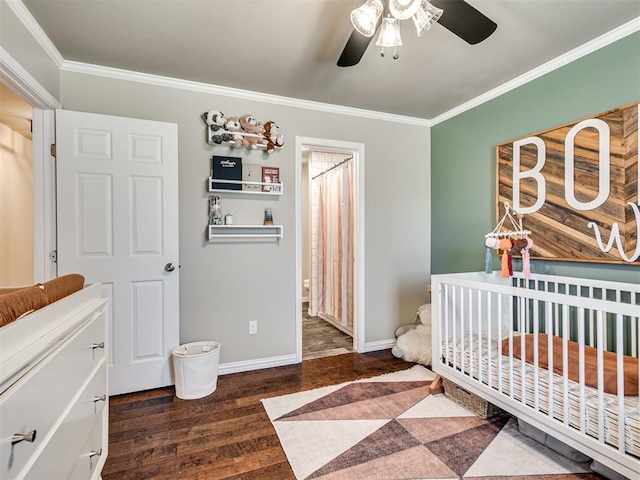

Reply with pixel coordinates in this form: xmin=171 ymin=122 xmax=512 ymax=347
xmin=202 ymin=110 xmax=284 ymax=153
xmin=485 ymin=202 xmax=533 ymax=279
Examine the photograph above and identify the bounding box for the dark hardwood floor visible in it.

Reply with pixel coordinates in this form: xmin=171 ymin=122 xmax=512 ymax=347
xmin=103 ymin=350 xmax=411 ymax=480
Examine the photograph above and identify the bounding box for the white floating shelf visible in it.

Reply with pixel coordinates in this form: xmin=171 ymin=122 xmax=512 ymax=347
xmin=206 ymin=126 xmax=283 ymax=150
xmin=217 ymin=140 xmax=283 ymax=151
xmin=208 ymin=177 xmax=283 ymax=195
xmin=208 ymin=224 xmax=283 ymax=240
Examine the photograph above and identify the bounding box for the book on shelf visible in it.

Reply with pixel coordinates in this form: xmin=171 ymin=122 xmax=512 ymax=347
xmin=211 ymin=155 xmax=242 ymax=190
xmin=242 ymin=163 xmax=262 ymax=192
xmin=262 ymin=166 xmax=281 ymax=193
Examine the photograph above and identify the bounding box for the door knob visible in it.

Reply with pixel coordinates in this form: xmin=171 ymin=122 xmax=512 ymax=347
xmin=165 ymin=263 xmax=175 ymax=272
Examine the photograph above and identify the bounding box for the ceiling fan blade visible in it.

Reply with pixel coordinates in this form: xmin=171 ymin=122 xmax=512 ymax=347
xmin=337 ymin=29 xmax=375 ymax=67
xmin=431 ymin=0 xmax=497 ymax=45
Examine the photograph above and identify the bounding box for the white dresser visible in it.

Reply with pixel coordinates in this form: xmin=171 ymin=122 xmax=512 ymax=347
xmin=0 ymin=284 xmax=108 ymax=480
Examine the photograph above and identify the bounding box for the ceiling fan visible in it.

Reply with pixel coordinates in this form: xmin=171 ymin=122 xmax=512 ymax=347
xmin=337 ymin=0 xmax=497 ymax=67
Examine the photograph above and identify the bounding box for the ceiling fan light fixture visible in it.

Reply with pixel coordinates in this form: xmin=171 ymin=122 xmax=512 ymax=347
xmin=350 ymin=0 xmax=384 ymax=37
xmin=412 ymin=0 xmax=443 ymax=37
xmin=339 ymin=0 xmax=497 ymax=67
xmin=388 ymin=0 xmax=422 ymax=21
xmin=376 ymin=14 xmax=402 ymax=58
xmin=375 ymin=15 xmax=402 ymax=47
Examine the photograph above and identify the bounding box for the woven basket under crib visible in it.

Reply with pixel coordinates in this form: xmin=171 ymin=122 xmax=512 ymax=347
xmin=442 ymin=377 xmax=503 ymax=419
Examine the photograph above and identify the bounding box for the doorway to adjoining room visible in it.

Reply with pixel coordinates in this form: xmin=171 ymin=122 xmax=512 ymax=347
xmin=300 ymin=144 xmax=360 ymax=360
xmin=0 ymin=82 xmax=34 ymax=287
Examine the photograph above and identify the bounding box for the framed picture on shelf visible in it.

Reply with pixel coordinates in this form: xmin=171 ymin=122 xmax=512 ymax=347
xmin=262 ymin=166 xmax=281 ymax=193
xmin=242 ymin=163 xmax=262 ymax=192
xmin=212 ymin=155 xmax=242 ymax=190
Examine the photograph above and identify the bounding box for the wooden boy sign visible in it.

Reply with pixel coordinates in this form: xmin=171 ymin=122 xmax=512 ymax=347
xmin=497 ymin=103 xmax=639 ymax=264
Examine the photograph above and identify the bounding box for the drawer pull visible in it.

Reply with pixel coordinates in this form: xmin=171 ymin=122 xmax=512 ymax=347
xmin=91 ymin=342 xmax=105 ymax=350
xmin=88 ymin=447 xmax=103 ymax=470
xmin=93 ymin=394 xmax=107 ymax=403
xmin=12 ymin=430 xmax=37 ymax=445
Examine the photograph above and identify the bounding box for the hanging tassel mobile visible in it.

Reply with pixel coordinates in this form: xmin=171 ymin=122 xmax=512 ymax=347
xmin=484 ymin=242 xmax=493 ymax=274
xmin=498 ymin=238 xmax=512 ymax=278
xmin=484 ymin=237 xmax=500 ymax=274
xmin=484 ymin=202 xmax=532 ymax=278
xmin=522 ymin=237 xmax=534 ymax=279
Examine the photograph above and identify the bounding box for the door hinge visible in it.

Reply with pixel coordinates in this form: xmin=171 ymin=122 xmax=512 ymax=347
xmin=49 ymin=250 xmax=57 ymax=264
xmin=50 ymin=143 xmax=56 ymax=157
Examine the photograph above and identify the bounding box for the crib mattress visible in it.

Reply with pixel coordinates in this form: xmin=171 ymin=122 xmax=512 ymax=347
xmin=442 ymin=335 xmax=640 ymax=458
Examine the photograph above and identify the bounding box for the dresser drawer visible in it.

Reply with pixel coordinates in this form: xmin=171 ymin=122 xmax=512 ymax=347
xmin=66 ymin=411 xmax=106 ymax=480
xmin=25 ymin=361 xmax=107 ymax=480
xmin=0 ymin=310 xmax=106 ymax=480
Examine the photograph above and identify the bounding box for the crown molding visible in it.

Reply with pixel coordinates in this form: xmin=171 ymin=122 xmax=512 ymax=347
xmin=61 ymin=61 xmax=431 ymax=127
xmin=10 ymin=0 xmax=638 ymax=128
xmin=431 ymin=16 xmax=640 ymax=126
xmin=0 ymin=46 xmax=60 ymax=109
xmin=6 ymin=0 xmax=64 ymax=68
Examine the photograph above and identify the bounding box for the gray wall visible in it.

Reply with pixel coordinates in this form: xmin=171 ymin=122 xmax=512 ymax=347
xmin=432 ymin=32 xmax=640 ymax=284
xmin=60 ymin=72 xmax=431 ymax=363
xmin=0 ymin=0 xmax=60 ymax=101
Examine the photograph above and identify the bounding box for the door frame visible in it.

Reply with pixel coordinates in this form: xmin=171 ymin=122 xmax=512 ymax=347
xmin=0 ymin=46 xmax=59 ymax=283
xmin=295 ymin=136 xmax=365 ymax=361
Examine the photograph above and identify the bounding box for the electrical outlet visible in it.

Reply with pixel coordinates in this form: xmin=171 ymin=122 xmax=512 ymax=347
xmin=249 ymin=320 xmax=258 ymax=335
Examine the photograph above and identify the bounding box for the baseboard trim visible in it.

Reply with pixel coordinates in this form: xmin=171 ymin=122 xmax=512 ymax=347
xmin=363 ymin=339 xmax=396 ymax=352
xmin=217 ymin=341 xmax=397 ymax=375
xmin=218 ymin=353 xmax=298 ymax=375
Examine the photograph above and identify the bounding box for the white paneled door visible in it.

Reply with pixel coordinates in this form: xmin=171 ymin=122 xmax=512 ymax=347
xmin=56 ymin=110 xmax=179 ymax=395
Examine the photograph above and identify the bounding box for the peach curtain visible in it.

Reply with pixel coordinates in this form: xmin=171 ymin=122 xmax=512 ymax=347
xmin=316 ymin=161 xmax=354 ymax=331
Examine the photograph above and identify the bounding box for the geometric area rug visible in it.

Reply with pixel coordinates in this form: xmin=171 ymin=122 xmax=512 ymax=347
xmin=261 ymin=365 xmax=603 ymax=479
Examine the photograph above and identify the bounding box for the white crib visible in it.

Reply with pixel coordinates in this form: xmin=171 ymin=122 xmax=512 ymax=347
xmin=431 ymin=271 xmax=640 ymax=479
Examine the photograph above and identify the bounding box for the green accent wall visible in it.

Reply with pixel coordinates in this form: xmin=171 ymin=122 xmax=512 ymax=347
xmin=432 ymin=32 xmax=640 ymax=283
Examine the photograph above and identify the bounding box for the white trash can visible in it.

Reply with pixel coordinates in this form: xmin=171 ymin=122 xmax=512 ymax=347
xmin=172 ymin=341 xmax=220 ymax=400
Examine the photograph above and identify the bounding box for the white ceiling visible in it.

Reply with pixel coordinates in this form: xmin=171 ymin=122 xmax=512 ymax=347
xmin=21 ymin=0 xmax=640 ymax=120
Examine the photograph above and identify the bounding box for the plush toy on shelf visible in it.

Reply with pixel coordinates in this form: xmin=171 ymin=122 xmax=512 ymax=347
xmin=204 ymin=110 xmax=225 ymax=129
xmin=263 ymin=121 xmax=284 ymax=153
xmin=391 ymin=303 xmax=432 ymax=366
xmin=203 ymin=110 xmax=231 ymax=144
xmin=239 ymin=114 xmax=264 ymax=149
xmin=225 ymin=117 xmax=246 ymax=149
xmin=201 ymin=110 xmax=284 ymax=153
